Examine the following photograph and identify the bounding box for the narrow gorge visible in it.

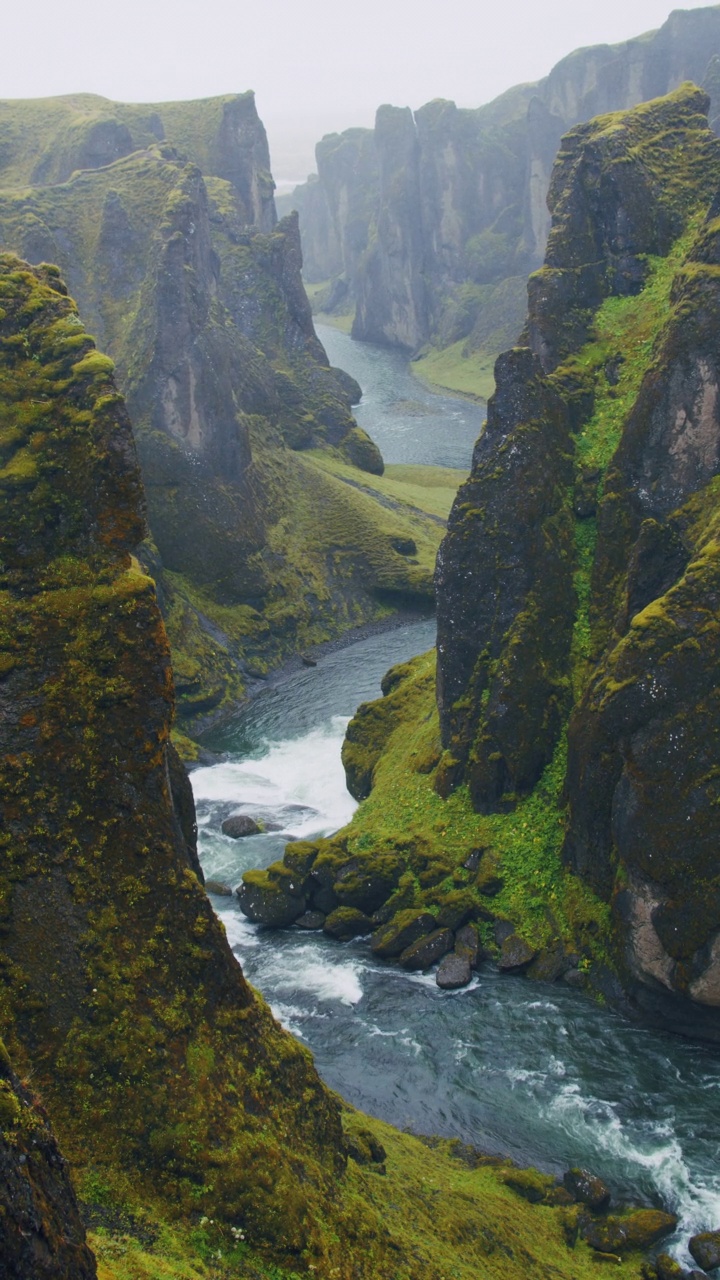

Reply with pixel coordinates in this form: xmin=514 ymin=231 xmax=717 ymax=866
xmin=3 ymin=14 xmax=720 ymax=1280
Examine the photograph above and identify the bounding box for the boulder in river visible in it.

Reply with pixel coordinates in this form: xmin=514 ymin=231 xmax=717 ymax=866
xmin=323 ymin=907 xmax=374 ymax=941
xmin=579 ymin=1209 xmax=678 ymax=1253
xmin=562 ymin=1167 xmax=611 ymax=1211
xmin=654 ymin=1255 xmax=686 ymax=1280
xmin=689 ymin=1230 xmax=720 ymax=1272
xmin=295 ymin=911 xmax=326 ymax=930
xmin=204 ymin=879 xmax=233 ymax=897
xmin=371 ymin=910 xmax=436 ymax=958
xmin=498 ymin=933 xmax=537 ymax=971
xmin=222 ymin=814 xmax=262 ymax=838
xmin=237 ymin=863 xmax=306 ymax=927
xmin=436 ymin=953 xmax=472 ymax=989
xmin=455 ymin=923 xmax=482 ymax=969
xmin=399 ymin=928 xmax=454 ymax=970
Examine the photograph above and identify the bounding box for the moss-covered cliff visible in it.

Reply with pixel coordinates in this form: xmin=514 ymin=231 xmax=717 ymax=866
xmin=255 ymin=86 xmax=720 ymax=1045
xmin=0 ymin=92 xmax=449 ymax=733
xmin=0 ymin=254 xmax=667 ymax=1280
xmin=288 ymin=6 xmax=720 ymax=396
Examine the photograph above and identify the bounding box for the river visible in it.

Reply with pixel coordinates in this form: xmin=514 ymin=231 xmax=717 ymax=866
xmin=316 ymin=323 xmax=485 ymax=469
xmin=191 ymin=334 xmax=720 ymax=1266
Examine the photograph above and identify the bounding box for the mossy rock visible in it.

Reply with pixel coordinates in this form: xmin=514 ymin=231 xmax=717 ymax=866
xmin=237 ymin=866 xmax=306 ymax=926
xmin=371 ymin=909 xmax=437 ymax=958
xmin=501 ymin=1167 xmax=559 ymax=1204
xmin=399 ymin=928 xmax=454 ymax=971
xmin=579 ymin=1209 xmax=678 ymax=1253
xmin=283 ymin=839 xmax=319 ymax=875
xmin=323 ymin=907 xmax=374 ymax=941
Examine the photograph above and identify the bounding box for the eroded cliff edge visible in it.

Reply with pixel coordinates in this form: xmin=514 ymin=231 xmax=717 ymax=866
xmin=257 ymin=86 xmax=720 ymax=1044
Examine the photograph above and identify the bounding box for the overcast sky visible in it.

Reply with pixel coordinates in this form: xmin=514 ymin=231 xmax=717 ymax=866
xmin=5 ymin=1 xmax=718 ymax=179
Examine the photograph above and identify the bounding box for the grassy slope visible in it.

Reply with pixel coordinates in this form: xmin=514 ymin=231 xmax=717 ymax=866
xmin=412 ymin=339 xmax=496 ymax=400
xmin=86 ymin=1108 xmax=645 ymax=1280
xmin=166 ymin=453 xmax=461 ymax=750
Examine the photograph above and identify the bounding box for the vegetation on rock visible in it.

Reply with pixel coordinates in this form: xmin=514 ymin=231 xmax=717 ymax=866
xmin=254 ymin=86 xmax=720 ymax=1044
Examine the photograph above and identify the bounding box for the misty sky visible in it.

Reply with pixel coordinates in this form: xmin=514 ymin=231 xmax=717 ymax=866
xmin=7 ymin=1 xmax=718 ymax=180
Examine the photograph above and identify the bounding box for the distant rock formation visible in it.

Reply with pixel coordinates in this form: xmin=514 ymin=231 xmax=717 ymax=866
xmin=286 ymin=6 xmax=720 ymax=373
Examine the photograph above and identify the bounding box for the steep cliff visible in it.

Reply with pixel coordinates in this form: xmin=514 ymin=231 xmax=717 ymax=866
xmin=259 ymin=87 xmax=720 ymax=1043
xmin=0 ymin=93 xmax=447 ymax=731
xmin=290 ymin=5 xmax=720 ymax=395
xmin=0 ymin=251 xmax=651 ymax=1280
xmin=0 ymin=1039 xmax=97 ymax=1280
xmin=0 ymin=255 xmax=351 ymax=1252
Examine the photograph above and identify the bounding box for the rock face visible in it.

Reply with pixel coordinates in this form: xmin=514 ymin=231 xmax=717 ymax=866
xmin=0 ymin=257 xmax=347 ymax=1251
xmin=0 ymin=91 xmax=442 ymax=729
xmin=0 ymin=1039 xmax=97 ymax=1279
xmin=288 ymin=7 xmax=720 ymax=368
xmin=433 ymin=85 xmax=720 ymax=1038
xmin=0 ymin=90 xmax=277 ymax=229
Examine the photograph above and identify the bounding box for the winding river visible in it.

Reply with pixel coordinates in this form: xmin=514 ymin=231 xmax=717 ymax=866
xmin=192 ymin=330 xmax=720 ymax=1266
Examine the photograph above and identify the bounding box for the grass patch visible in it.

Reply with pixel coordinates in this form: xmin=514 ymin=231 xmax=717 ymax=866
xmin=412 ymin=338 xmax=495 ymax=400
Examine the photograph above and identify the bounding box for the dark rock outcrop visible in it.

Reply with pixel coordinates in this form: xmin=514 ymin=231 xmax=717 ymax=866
xmin=432 ymin=85 xmax=720 ymax=1037
xmin=0 ymin=1040 xmax=97 ymax=1279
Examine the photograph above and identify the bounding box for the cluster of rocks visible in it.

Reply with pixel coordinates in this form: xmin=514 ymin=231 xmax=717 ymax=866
xmin=236 ymin=840 xmax=583 ymax=990
xmin=506 ymin=1165 xmax=720 ymax=1274
xmin=646 ymin=1231 xmax=720 ymax=1279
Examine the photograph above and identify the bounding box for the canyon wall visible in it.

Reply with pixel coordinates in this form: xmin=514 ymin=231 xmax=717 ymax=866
xmin=287 ymin=6 xmax=720 ymax=381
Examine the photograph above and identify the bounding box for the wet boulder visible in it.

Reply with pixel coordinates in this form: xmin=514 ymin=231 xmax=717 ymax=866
xmin=454 ymin=923 xmax=482 ymax=969
xmin=689 ymin=1230 xmax=720 ymax=1272
xmin=563 ymin=1167 xmax=611 ymax=1211
xmin=323 ymin=907 xmax=374 ymax=941
xmin=283 ymin=840 xmax=319 ymax=875
xmin=436 ymin=889 xmax=482 ymax=931
xmin=498 ymin=933 xmax=537 ymax=971
xmin=528 ymin=943 xmax=574 ymax=983
xmin=399 ymin=928 xmax=454 ymax=970
xmin=371 ymin=910 xmax=436 ymax=958
xmin=307 ymin=862 xmax=339 ymax=914
xmin=654 ymin=1255 xmax=686 ymax=1280
xmin=333 ymin=859 xmax=398 ymax=915
xmin=222 ymin=814 xmax=261 ymax=838
xmin=237 ymin=862 xmax=306 ymax=927
xmin=204 ymin=879 xmax=233 ymax=896
xmin=579 ymin=1209 xmax=678 ymax=1253
xmin=436 ymin=952 xmax=472 ymax=990
xmin=295 ymin=911 xmax=326 ymax=930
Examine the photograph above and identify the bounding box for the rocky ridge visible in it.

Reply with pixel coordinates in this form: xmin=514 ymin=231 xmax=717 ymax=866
xmin=285 ymin=6 xmax=720 ymax=394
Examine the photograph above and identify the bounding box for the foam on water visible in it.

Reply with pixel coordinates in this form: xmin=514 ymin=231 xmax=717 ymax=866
xmin=254 ymin=944 xmax=364 ymax=1005
xmin=193 ymin=716 xmax=356 ymax=838
xmin=545 ymin=1080 xmax=720 ymax=1259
